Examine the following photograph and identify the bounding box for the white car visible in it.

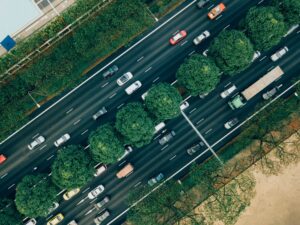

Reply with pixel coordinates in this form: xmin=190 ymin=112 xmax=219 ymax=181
xmin=116 ymin=72 xmax=133 ymax=86
xmin=193 ymin=30 xmax=210 ymax=45
xmin=220 ymin=84 xmax=237 ymax=98
xmin=24 ymin=218 xmax=37 ymax=225
xmin=28 ymin=136 xmax=45 ymax=150
xmin=252 ymin=50 xmax=261 ymax=62
xmin=54 ymin=133 xmax=70 ymax=147
xmin=88 ymin=185 xmax=105 ymax=199
xmin=125 ymin=81 xmax=142 ymax=95
xmin=224 ymin=118 xmax=239 ymax=129
xmin=270 ymin=47 xmax=289 ymax=62
xmin=67 ymin=220 xmax=78 ymax=225
xmin=180 ymin=101 xmax=189 ymax=110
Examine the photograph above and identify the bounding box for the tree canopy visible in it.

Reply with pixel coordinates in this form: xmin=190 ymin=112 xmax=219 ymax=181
xmin=51 ymin=145 xmax=93 ymax=189
xmin=0 ymin=198 xmax=22 ymax=225
xmin=145 ymin=83 xmax=182 ymax=120
xmin=89 ymin=123 xmax=124 ymax=164
xmin=176 ymin=54 xmax=221 ymax=95
xmin=115 ymin=102 xmax=155 ymax=147
xmin=15 ymin=174 xmax=58 ymax=218
xmin=209 ymin=30 xmax=254 ymax=75
xmin=271 ymin=0 xmax=300 ymax=25
xmin=244 ymin=6 xmax=286 ymax=50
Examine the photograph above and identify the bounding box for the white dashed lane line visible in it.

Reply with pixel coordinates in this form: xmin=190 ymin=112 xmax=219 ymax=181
xmin=101 ymin=82 xmax=109 ymax=88
xmin=152 ymin=77 xmax=160 ymax=83
xmin=46 ymin=155 xmax=54 ymax=161
xmin=169 ymin=155 xmax=177 ymax=161
xmin=1 ymin=173 xmax=8 ymax=179
xmin=81 ymin=129 xmax=89 ymax=135
xmin=66 ymin=108 xmax=74 ymax=114
xmin=144 ymin=67 xmax=152 ymax=73
xmin=161 ymin=144 xmax=169 ymax=151
xmin=109 ymin=93 xmax=117 ymax=99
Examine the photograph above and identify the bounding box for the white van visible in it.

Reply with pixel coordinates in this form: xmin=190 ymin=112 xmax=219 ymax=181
xmin=154 ymin=122 xmax=166 ymax=134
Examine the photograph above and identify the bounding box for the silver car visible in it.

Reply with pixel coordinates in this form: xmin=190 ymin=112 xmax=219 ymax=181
xmin=88 ymin=185 xmax=105 ymax=199
xmin=262 ymin=84 xmax=282 ymax=100
xmin=220 ymin=84 xmax=237 ymax=98
xmin=92 ymin=107 xmax=107 ymax=120
xmin=159 ymin=131 xmax=176 ymax=145
xmin=193 ymin=30 xmax=210 ymax=45
xmin=28 ymin=136 xmax=45 ymax=150
xmin=270 ymin=47 xmax=288 ymax=62
xmin=116 ymin=72 xmax=133 ymax=86
xmin=94 ymin=210 xmax=110 ymax=225
xmin=54 ymin=133 xmax=70 ymax=147
xmin=95 ymin=196 xmax=110 ymax=209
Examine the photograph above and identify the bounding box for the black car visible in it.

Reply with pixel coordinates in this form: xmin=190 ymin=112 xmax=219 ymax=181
xmin=197 ymin=0 xmax=209 ymax=8
xmin=102 ymin=65 xmax=118 ymax=79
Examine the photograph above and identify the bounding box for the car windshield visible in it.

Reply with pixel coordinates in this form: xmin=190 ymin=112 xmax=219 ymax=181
xmin=173 ymin=33 xmax=182 ymax=41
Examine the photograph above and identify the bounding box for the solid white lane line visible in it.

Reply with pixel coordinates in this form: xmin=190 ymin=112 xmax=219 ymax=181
xmin=152 ymin=77 xmax=160 ymax=83
xmin=47 ymin=155 xmax=54 ymax=161
xmin=259 ymin=56 xmax=266 ymax=61
xmin=189 ymin=108 xmax=197 ymax=114
xmin=81 ymin=129 xmax=89 ymax=135
xmin=101 ymin=82 xmax=109 ymax=88
xmin=137 ymin=56 xmax=144 ymax=62
xmin=117 ymin=103 xmax=124 ymax=109
xmin=109 ymin=93 xmax=117 ymax=99
xmin=73 ymin=119 xmax=81 ymax=125
xmin=169 ymin=155 xmax=177 ymax=161
xmin=8 ymin=184 xmax=15 ymax=189
xmin=134 ymin=181 xmax=141 ymax=187
xmin=66 ymin=108 xmax=73 ymax=114
xmin=1 ymin=173 xmax=8 ymax=179
xmin=144 ymin=67 xmax=152 ymax=73
xmin=82 ymin=187 xmax=90 ymax=193
xmin=161 ymin=144 xmax=169 ymax=151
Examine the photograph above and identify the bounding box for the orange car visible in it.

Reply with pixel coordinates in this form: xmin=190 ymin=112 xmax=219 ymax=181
xmin=208 ymin=3 xmax=226 ymax=20
xmin=0 ymin=154 xmax=7 ymax=164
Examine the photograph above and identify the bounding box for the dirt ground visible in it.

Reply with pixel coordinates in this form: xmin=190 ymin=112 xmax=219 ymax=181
xmin=235 ymin=162 xmax=300 ymax=225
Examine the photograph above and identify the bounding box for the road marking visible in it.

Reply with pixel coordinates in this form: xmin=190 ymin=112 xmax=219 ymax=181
xmin=109 ymin=92 xmax=117 ymax=99
xmin=32 ymin=133 xmax=39 ymax=139
xmin=8 ymin=184 xmax=15 ymax=190
xmin=207 ymin=4 xmax=214 ymax=10
xmin=56 ymin=189 xmax=66 ymax=196
xmin=66 ymin=108 xmax=73 ymax=114
xmin=223 ymin=24 xmax=230 ymax=30
xmin=1 ymin=0 xmax=198 ymax=146
xmin=161 ymin=144 xmax=169 ymax=151
xmin=183 ymin=95 xmax=192 ymax=102
xmin=189 ymin=108 xmax=197 ymax=114
xmin=137 ymin=56 xmax=144 ymax=62
xmin=82 ymin=187 xmax=90 ymax=193
xmin=39 ymin=144 xmax=47 ymax=150
xmin=205 ymin=128 xmax=213 ymax=135
xmin=1 ymin=173 xmax=8 ymax=179
xmin=76 ymin=199 xmax=85 ymax=206
xmin=47 ymin=155 xmax=54 ymax=161
xmin=48 ymin=172 xmax=52 ymax=176
xmin=145 ymin=67 xmax=152 ymax=73
xmin=81 ymin=129 xmax=89 ymax=135
xmin=257 ymin=0 xmax=264 ymax=4
xmin=85 ymin=208 xmax=95 ymax=216
xmin=169 ymin=155 xmax=177 ymax=161
xmin=89 ymin=198 xmax=97 ymax=203
xmin=297 ymin=30 xmax=300 ymax=34
xmin=134 ymin=181 xmax=141 ymax=188
xmin=118 ymin=161 xmax=127 ymax=167
xmin=94 ymin=162 xmax=101 ymax=168
xmin=171 ymin=79 xmax=178 ymax=85
xmin=188 ymin=50 xmax=195 ymax=56
xmin=153 ymin=134 xmax=161 ymax=140
xmin=84 ymin=145 xmax=90 ymax=150
xmin=224 ymin=82 xmax=231 ymax=88
xmin=216 ymin=15 xmax=223 ymax=20
xmin=180 ymin=40 xmax=188 ymax=46
xmin=117 ymin=103 xmax=124 ymax=109
xmin=196 ymin=118 xmax=205 ymax=125
xmin=267 ymin=66 xmax=274 ymax=72
xmin=46 ymin=215 xmax=53 ymax=221
xmin=152 ymin=77 xmax=160 ymax=83
xmin=101 ymin=82 xmax=109 ymax=88
xmin=73 ymin=119 xmax=81 ymax=125
xmin=259 ymin=56 xmax=266 ymax=61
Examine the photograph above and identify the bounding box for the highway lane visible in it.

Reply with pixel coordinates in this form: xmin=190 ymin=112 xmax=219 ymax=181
xmin=55 ymin=33 xmax=300 ymax=225
xmin=0 ymin=0 xmax=262 ymax=196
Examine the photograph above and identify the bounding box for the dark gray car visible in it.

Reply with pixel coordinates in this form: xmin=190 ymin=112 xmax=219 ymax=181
xmin=93 ymin=107 xmax=107 ymax=120
xmin=197 ymin=0 xmax=209 ymax=8
xmin=159 ymin=131 xmax=176 ymax=145
xmin=187 ymin=142 xmax=205 ymax=155
xmin=102 ymin=65 xmax=118 ymax=79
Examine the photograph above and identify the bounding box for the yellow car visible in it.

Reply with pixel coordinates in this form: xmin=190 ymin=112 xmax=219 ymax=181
xmin=63 ymin=188 xmax=80 ymax=200
xmin=47 ymin=213 xmax=64 ymax=225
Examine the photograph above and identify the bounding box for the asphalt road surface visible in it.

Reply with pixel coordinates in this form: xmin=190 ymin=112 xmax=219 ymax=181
xmin=0 ymin=0 xmax=299 ymax=225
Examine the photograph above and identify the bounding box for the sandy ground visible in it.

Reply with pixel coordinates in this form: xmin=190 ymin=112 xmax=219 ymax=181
xmin=235 ymin=162 xmax=300 ymax=225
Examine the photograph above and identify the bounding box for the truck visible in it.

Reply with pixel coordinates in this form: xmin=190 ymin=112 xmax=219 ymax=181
xmin=228 ymin=66 xmax=284 ymax=109
xmin=116 ymin=163 xmax=134 ymax=179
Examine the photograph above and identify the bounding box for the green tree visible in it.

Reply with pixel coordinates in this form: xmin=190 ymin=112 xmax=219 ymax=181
xmin=0 ymin=198 xmax=22 ymax=225
xmin=115 ymin=102 xmax=154 ymax=147
xmin=145 ymin=83 xmax=182 ymax=120
xmin=89 ymin=124 xmax=124 ymax=164
xmin=244 ymin=7 xmax=286 ymax=50
xmin=271 ymin=0 xmax=300 ymax=25
xmin=51 ymin=145 xmax=93 ymax=189
xmin=15 ymin=174 xmax=58 ymax=218
xmin=176 ymin=55 xmax=221 ymax=96
xmin=209 ymin=30 xmax=254 ymax=75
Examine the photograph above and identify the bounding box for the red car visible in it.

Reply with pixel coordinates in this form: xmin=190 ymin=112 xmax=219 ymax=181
xmin=169 ymin=30 xmax=187 ymax=45
xmin=0 ymin=154 xmax=7 ymax=164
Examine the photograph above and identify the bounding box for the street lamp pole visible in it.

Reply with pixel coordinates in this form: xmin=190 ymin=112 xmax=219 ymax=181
xmin=28 ymin=91 xmax=41 ymax=108
xmin=146 ymin=6 xmax=159 ymax=22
